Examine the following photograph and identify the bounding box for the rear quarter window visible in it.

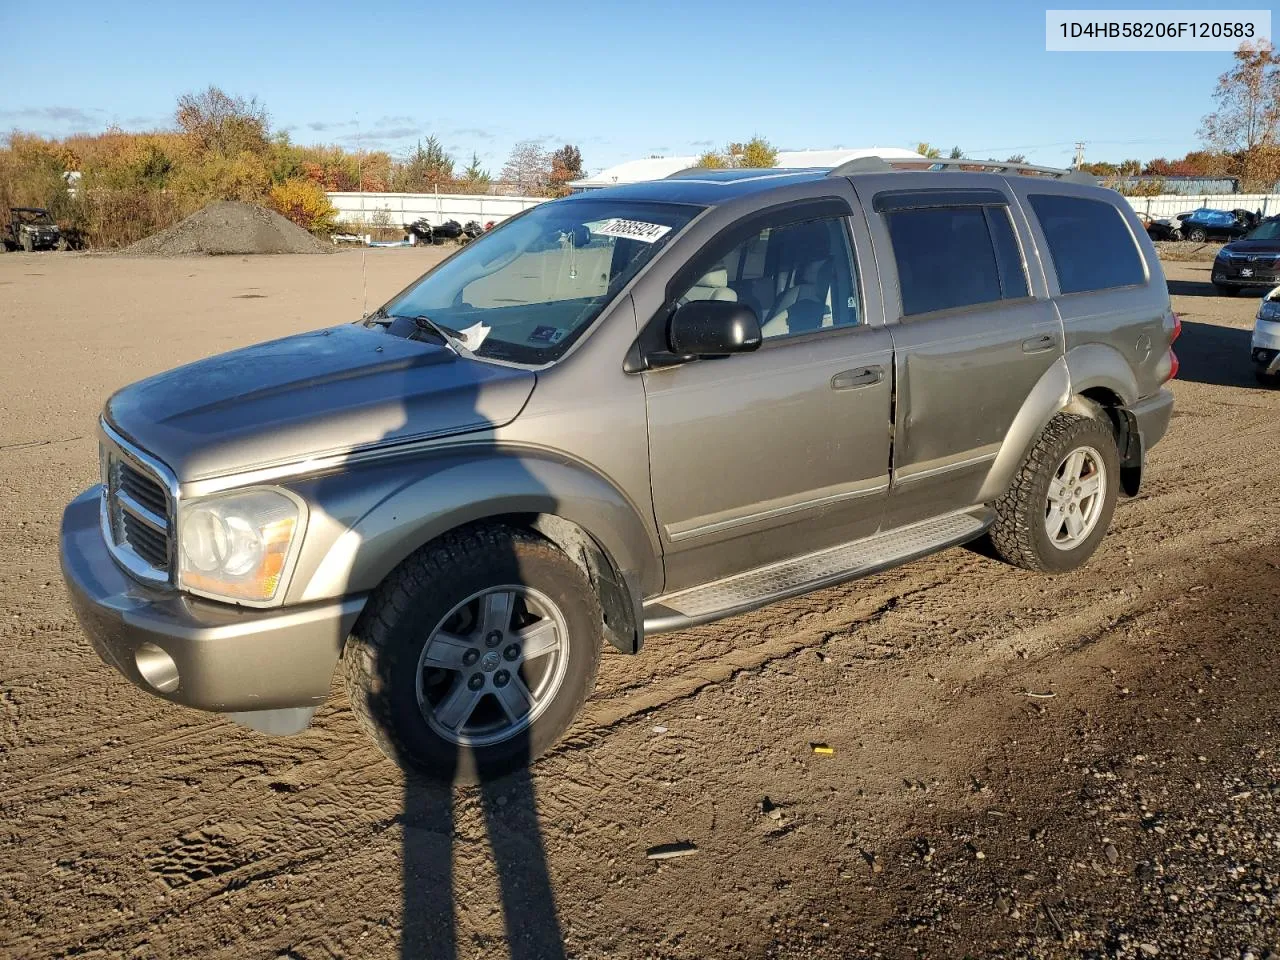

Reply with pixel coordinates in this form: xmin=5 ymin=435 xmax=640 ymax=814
xmin=1028 ymin=194 xmax=1145 ymax=294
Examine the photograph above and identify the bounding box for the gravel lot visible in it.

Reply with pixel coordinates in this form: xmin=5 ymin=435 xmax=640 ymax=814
xmin=1 ymin=251 xmax=1277 ymax=960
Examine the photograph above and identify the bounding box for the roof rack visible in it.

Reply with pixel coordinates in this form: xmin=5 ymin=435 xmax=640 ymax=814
xmin=827 ymin=155 xmax=1098 ymax=185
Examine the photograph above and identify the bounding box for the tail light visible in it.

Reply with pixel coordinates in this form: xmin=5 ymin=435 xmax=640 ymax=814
xmin=1166 ymin=349 xmax=1180 ymax=382
xmin=1170 ymin=311 xmax=1182 ymax=343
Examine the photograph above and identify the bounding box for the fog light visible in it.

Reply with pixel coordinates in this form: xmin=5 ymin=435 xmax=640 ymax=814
xmin=135 ymin=642 xmax=180 ymax=693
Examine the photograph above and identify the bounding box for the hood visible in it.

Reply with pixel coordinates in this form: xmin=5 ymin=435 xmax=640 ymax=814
xmin=105 ymin=324 xmax=536 ymax=482
xmin=1221 ymin=239 xmax=1280 ymax=256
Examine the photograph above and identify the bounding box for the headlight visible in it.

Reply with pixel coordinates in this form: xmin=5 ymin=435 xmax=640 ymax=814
xmin=178 ymin=489 xmax=304 ymax=604
xmin=1259 ymin=299 xmax=1280 ymax=322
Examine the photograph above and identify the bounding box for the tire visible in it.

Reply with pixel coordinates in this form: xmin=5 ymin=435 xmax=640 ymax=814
xmin=1186 ymin=227 xmax=1207 ymax=243
xmin=1257 ymin=370 xmax=1280 ymax=387
xmin=989 ymin=413 xmax=1120 ymax=574
xmin=343 ymin=524 xmax=603 ymax=782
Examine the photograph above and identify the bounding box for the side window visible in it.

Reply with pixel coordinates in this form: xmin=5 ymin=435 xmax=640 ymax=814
xmin=985 ymin=207 xmax=1029 ymax=299
xmin=676 ymin=218 xmax=860 ymax=339
xmin=1028 ymin=194 xmax=1145 ymax=294
xmin=885 ymin=205 xmax=1029 ymax=316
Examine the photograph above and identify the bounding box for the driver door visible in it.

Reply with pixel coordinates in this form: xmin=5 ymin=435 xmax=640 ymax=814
xmin=642 ymin=203 xmax=894 ymax=592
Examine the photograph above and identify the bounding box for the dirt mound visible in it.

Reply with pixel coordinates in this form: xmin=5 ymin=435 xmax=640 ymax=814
xmin=124 ymin=201 xmax=332 ymax=256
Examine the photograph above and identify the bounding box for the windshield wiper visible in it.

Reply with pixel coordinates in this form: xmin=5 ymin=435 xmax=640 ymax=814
xmin=405 ymin=313 xmax=475 ymax=358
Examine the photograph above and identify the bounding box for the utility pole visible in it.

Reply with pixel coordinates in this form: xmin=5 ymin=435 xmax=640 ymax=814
xmin=1073 ymin=141 xmax=1086 ymax=169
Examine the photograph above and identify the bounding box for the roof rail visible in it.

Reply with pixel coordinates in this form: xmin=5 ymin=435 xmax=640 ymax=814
xmin=828 ymin=155 xmax=1098 ymax=186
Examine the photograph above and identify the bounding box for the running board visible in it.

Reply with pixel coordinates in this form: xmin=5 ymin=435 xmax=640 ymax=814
xmin=643 ymin=509 xmax=992 ymax=634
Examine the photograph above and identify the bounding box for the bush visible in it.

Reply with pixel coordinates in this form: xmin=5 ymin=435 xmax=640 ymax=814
xmin=268 ymin=178 xmax=338 ymax=234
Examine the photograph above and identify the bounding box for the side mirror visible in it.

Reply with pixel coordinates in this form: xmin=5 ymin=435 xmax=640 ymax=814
xmin=668 ymin=299 xmax=762 ymax=358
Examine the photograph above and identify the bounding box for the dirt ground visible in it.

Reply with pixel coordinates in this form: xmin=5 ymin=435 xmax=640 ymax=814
xmin=1 ymin=250 xmax=1277 ymax=960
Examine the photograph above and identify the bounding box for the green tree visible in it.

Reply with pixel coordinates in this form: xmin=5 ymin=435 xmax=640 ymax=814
xmin=948 ymin=145 xmax=965 ymax=159
xmin=457 ymin=152 xmax=492 ymax=194
xmin=392 ymin=136 xmax=454 ymax=192
xmin=1005 ymin=154 xmax=1028 ymax=164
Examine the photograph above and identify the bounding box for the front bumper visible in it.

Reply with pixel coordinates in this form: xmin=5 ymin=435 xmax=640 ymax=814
xmin=1213 ymin=262 xmax=1280 ymax=287
xmin=1131 ymin=387 xmax=1174 ymax=450
xmin=1253 ymin=318 xmax=1280 ymax=374
xmin=60 ymin=487 xmax=365 ymax=715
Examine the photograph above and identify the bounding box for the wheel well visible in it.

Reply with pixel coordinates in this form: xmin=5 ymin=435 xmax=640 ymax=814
xmin=1067 ymin=388 xmax=1142 ymax=496
xmin=418 ymin=512 xmax=642 ymax=655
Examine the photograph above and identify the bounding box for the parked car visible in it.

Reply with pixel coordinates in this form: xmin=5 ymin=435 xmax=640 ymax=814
xmin=3 ymin=207 xmax=63 ymax=252
xmin=406 ymin=219 xmax=434 ymax=244
xmin=1177 ymin=207 xmax=1259 ymax=243
xmin=60 ymin=158 xmax=1178 ymax=781
xmin=1253 ymin=286 xmax=1280 ymax=385
xmin=1139 ymin=213 xmax=1181 ymax=242
xmin=1211 ymin=216 xmax=1280 ymax=293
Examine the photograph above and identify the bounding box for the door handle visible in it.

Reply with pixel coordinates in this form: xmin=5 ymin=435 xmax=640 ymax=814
xmin=1022 ymin=334 xmax=1056 ymax=354
xmin=831 ymin=365 xmax=883 ymax=390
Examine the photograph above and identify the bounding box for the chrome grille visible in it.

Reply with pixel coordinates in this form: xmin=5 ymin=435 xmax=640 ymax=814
xmin=101 ymin=428 xmax=175 ymax=583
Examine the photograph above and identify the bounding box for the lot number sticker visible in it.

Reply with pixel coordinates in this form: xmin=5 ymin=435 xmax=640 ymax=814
xmin=594 ymin=218 xmax=672 ymax=243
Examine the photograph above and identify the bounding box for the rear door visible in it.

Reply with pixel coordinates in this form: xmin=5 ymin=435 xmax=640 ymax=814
xmin=641 ymin=199 xmax=893 ymax=592
xmin=853 ymin=181 xmax=1064 ymax=527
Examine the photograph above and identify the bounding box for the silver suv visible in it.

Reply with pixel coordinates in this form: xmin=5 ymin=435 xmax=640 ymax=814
xmin=60 ymin=158 xmax=1178 ymax=780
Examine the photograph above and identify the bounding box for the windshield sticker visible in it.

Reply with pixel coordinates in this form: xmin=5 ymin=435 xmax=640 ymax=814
xmin=457 ymin=321 xmax=491 ymax=350
xmin=528 ymin=325 xmax=567 ymax=345
xmin=594 ymin=218 xmax=672 ymax=244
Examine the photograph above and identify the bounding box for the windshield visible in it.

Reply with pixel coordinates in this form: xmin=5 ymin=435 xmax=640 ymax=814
xmin=14 ymin=209 xmax=53 ymax=225
xmin=1245 ymin=219 xmax=1280 ymax=241
xmin=375 ymin=198 xmax=700 ymax=364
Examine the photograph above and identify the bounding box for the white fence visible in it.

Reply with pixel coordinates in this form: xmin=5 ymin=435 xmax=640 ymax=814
xmin=327 ymin=189 xmax=1280 ymax=230
xmin=328 ymin=191 xmax=546 ymax=228
xmin=1120 ymin=193 xmax=1280 ymax=219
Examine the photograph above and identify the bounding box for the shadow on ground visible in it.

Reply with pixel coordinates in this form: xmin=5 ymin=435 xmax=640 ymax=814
xmin=1173 ymin=319 xmax=1257 ymax=388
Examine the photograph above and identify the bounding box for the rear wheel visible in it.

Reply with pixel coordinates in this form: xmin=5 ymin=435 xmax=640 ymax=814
xmin=989 ymin=414 xmax=1120 ymax=573
xmin=1185 ymin=226 xmax=1208 ymax=243
xmin=343 ymin=525 xmax=603 ymax=782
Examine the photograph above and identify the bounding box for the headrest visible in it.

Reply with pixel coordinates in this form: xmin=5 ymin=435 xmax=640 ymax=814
xmin=695 ymin=267 xmax=729 ymax=288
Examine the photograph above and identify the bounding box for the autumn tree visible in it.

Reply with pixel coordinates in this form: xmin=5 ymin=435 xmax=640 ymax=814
xmin=174 ymin=86 xmax=269 ymax=157
xmin=501 ymin=140 xmax=550 ymax=194
xmin=547 ymin=144 xmax=584 ymax=196
xmin=697 ymin=136 xmax=778 ymax=169
xmin=915 ymin=142 xmax=942 ymax=159
xmin=1200 ymin=40 xmax=1280 ymax=153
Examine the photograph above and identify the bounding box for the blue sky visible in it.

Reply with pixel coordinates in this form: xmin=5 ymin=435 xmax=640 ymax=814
xmin=0 ymin=0 xmax=1250 ymax=175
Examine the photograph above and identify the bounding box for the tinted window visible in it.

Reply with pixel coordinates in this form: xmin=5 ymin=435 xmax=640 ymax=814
xmin=676 ymin=217 xmax=859 ymax=339
xmin=886 ymin=206 xmax=1004 ymax=315
xmin=986 ymin=207 xmax=1029 ymax=299
xmin=1028 ymin=194 xmax=1144 ymax=294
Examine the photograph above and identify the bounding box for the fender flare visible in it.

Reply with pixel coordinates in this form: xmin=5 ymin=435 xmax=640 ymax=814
xmin=293 ymin=447 xmax=660 ymax=651
xmin=975 ymin=357 xmax=1071 ymax=503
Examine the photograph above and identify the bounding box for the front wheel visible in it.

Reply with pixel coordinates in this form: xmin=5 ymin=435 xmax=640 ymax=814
xmin=989 ymin=414 xmax=1120 ymax=574
xmin=1185 ymin=226 xmax=1208 ymax=243
xmin=343 ymin=525 xmax=602 ymax=782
